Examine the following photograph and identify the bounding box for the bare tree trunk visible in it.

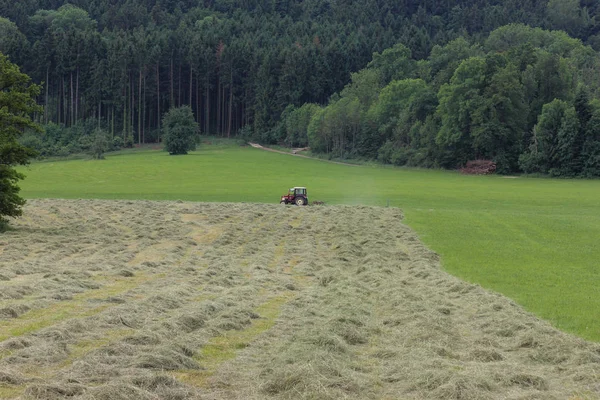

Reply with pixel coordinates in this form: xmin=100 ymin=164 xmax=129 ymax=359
xmin=138 ymin=68 xmax=142 ymax=145
xmin=234 ymin=103 xmax=238 ymax=133
xmin=62 ymin=76 xmax=66 ymax=125
xmin=205 ymin=79 xmax=210 ymax=135
xmin=228 ymin=71 xmax=233 ymax=138
xmin=45 ymin=67 xmax=49 ymax=124
xmin=57 ymin=78 xmax=61 ymax=124
xmin=130 ymin=74 xmax=135 ymax=140
xmin=70 ymin=72 xmax=74 ymax=126
xmin=221 ymin=83 xmax=225 ymax=137
xmin=75 ymin=67 xmax=79 ymax=124
xmin=143 ymin=72 xmax=146 ymax=144
xmin=178 ymin=64 xmax=182 ymax=107
xmin=156 ymin=63 xmax=160 ymax=138
xmin=111 ymin=105 xmax=114 ymax=138
xmin=216 ymin=79 xmax=221 ymax=135
xmin=123 ymin=87 xmax=127 ymax=140
xmin=170 ymin=57 xmax=174 ymax=107
xmin=244 ymin=91 xmax=247 ymax=126
xmin=196 ymin=78 xmax=200 ymax=129
xmin=189 ymin=64 xmax=193 ymax=106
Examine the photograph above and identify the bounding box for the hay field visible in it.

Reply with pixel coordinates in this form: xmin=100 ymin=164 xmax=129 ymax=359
xmin=0 ymin=200 xmax=599 ymax=400
xmin=18 ymin=145 xmax=600 ymax=341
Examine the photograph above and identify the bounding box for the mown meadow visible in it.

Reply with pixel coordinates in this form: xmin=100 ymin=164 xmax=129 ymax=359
xmin=17 ymin=142 xmax=600 ymax=341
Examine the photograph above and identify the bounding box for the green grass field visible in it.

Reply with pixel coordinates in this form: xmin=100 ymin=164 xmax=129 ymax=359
xmin=17 ymin=142 xmax=600 ymax=341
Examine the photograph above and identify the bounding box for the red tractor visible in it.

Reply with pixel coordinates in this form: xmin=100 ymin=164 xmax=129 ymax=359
xmin=280 ymin=187 xmax=308 ymax=206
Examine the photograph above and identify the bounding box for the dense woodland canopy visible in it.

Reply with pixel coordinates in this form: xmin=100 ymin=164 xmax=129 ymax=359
xmin=1 ymin=0 xmax=600 ymax=174
xmin=286 ymin=27 xmax=600 ymax=176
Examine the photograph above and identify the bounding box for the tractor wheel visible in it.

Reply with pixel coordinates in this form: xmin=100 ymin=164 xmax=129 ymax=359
xmin=280 ymin=201 xmax=286 ymax=205
xmin=295 ymin=197 xmax=306 ymax=206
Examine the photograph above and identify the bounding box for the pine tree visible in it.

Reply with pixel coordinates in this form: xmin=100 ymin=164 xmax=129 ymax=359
xmin=0 ymin=53 xmax=42 ymax=229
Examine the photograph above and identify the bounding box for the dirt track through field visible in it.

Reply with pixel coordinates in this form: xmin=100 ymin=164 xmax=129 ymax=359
xmin=0 ymin=200 xmax=599 ymax=400
xmin=248 ymin=142 xmax=359 ymax=166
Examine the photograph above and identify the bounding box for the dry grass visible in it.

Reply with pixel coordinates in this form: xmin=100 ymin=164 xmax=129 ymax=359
xmin=0 ymin=200 xmax=598 ymax=399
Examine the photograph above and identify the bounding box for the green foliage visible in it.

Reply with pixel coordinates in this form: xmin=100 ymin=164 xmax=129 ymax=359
xmin=298 ymin=24 xmax=600 ymax=176
xmin=124 ymin=133 xmax=134 ymax=148
xmin=13 ymin=0 xmax=549 ymax=143
xmin=546 ymin=0 xmax=590 ymax=38
xmin=428 ymin=38 xmax=484 ymax=90
xmin=484 ymin=24 xmax=584 ymax=57
xmin=581 ymin=100 xmax=600 ymax=177
xmin=0 ymin=17 xmax=28 ymax=62
xmin=520 ymin=99 xmax=581 ymax=176
xmin=369 ymin=78 xmax=437 ymax=165
xmin=283 ymin=103 xmax=321 ymax=147
xmin=3 ymin=0 xmax=600 ymax=174
xmin=90 ymin=127 xmax=109 ymax=159
xmin=340 ymin=69 xmax=382 ymax=110
xmin=112 ymin=135 xmax=123 ymax=150
xmin=436 ymin=56 xmax=487 ymax=166
xmin=0 ymin=53 xmax=41 ymax=226
xmin=472 ymin=63 xmax=527 ymax=172
xmin=375 ymin=79 xmax=437 ymax=142
xmin=307 ymin=107 xmax=327 ymax=153
xmin=21 ymin=121 xmax=121 ymax=157
xmin=162 ymin=106 xmax=198 ymax=155
xmin=305 ymin=97 xmax=362 ymax=158
xmin=367 ymin=43 xmax=415 ymax=84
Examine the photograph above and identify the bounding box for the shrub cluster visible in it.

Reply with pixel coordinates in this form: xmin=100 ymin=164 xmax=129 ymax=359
xmin=20 ymin=121 xmax=129 ymax=158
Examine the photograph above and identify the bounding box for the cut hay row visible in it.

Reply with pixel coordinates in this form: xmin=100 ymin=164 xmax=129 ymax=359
xmin=0 ymin=200 xmax=598 ymax=400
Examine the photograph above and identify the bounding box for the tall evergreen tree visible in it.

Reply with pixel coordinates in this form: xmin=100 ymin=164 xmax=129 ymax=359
xmin=0 ymin=53 xmax=41 ymax=229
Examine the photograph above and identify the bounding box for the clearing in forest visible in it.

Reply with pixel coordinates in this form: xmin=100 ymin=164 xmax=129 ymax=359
xmin=0 ymin=200 xmax=599 ymax=400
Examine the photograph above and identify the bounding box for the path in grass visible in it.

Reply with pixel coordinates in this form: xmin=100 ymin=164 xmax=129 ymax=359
xmin=1 ymin=200 xmax=598 ymax=399
xmin=16 ymin=143 xmax=600 ymax=341
xmin=248 ymin=142 xmax=359 ymax=166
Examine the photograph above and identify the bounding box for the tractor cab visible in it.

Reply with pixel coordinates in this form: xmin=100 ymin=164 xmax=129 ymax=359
xmin=280 ymin=187 xmax=308 ymax=206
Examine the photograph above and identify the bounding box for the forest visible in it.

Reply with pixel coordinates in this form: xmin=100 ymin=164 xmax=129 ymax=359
xmin=1 ymin=0 xmax=600 ymax=175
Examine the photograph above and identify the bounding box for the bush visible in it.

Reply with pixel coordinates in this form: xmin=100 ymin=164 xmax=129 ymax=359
xmin=378 ymin=142 xmax=428 ymax=167
xmin=19 ymin=132 xmax=44 ymax=154
xmin=237 ymin=125 xmax=253 ymax=143
xmin=124 ymin=134 xmax=134 ymax=148
xmin=162 ymin=106 xmax=199 ymax=155
xmin=112 ymin=136 xmax=123 ymax=151
xmin=19 ymin=122 xmax=119 ymax=158
xmin=390 ymin=147 xmax=415 ymax=166
xmin=518 ymin=151 xmax=544 ymax=174
xmin=90 ymin=128 xmax=110 ymax=159
xmin=77 ymin=134 xmax=93 ymax=152
xmin=377 ymin=140 xmax=394 ymax=164
xmin=258 ymin=124 xmax=285 ymax=145
xmin=144 ymin=128 xmax=161 ymax=143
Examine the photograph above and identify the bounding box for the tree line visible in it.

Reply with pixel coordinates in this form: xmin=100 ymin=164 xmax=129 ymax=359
xmin=279 ymin=24 xmax=600 ymax=176
xmin=1 ymin=0 xmax=600 ymax=175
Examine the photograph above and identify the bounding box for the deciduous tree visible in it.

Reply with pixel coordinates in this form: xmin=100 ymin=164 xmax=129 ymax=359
xmin=162 ymin=105 xmax=198 ymax=155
